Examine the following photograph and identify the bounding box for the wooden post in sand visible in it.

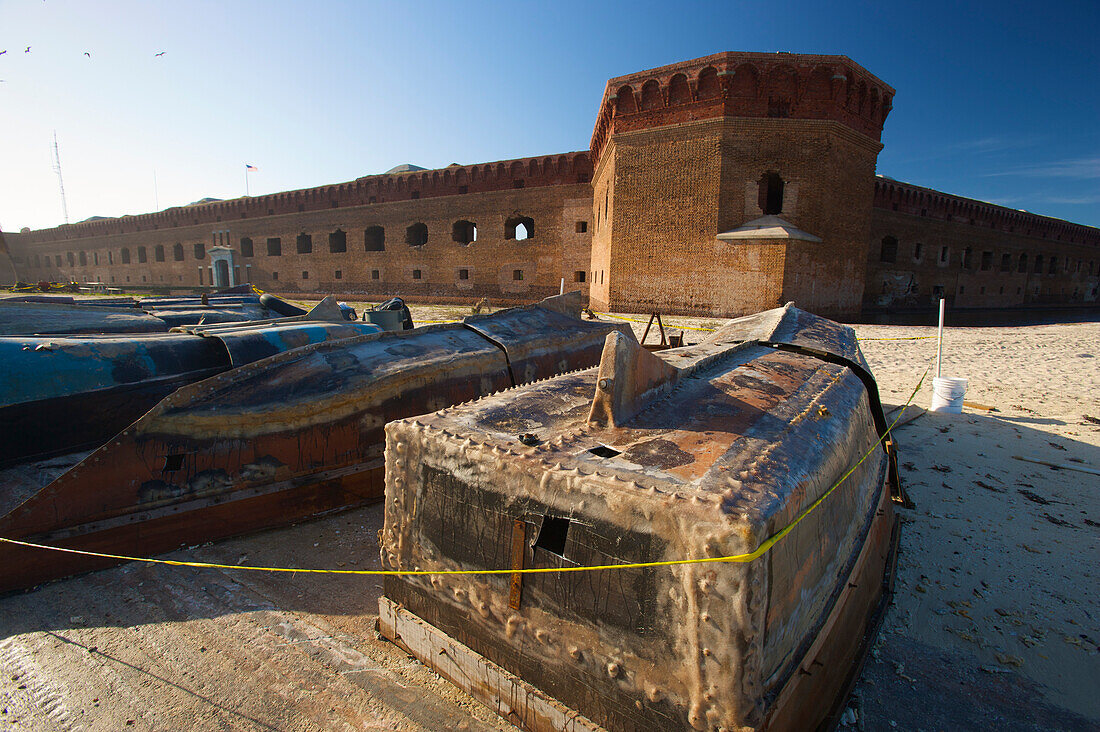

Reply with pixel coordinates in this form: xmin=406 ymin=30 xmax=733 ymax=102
xmin=936 ymin=298 xmax=945 ymax=378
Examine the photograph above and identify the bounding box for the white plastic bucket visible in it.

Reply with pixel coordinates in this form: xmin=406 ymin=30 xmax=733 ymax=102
xmin=930 ymin=377 xmax=968 ymax=413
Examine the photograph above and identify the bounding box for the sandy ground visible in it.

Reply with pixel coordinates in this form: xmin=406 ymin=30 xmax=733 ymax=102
xmin=0 ymin=302 xmax=1097 ymax=730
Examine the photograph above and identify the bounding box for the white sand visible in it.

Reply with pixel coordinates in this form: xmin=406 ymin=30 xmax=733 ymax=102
xmin=852 ymin=321 xmax=1099 ymax=726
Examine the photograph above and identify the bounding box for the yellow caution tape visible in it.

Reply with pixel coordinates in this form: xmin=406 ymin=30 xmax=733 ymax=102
xmin=594 ymin=313 xmax=935 ymax=341
xmin=857 ymin=336 xmax=936 ymax=342
xmin=0 ymin=372 xmax=925 ymax=576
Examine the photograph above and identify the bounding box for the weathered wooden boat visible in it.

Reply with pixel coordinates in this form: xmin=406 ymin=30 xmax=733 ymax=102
xmin=0 ymin=297 xmax=380 ymax=466
xmin=0 ymin=293 xmax=630 ymax=593
xmin=379 ymin=304 xmax=904 ymax=732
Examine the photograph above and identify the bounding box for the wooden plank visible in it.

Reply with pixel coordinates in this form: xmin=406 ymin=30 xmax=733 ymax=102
xmin=378 ymin=597 xmax=604 ymax=732
xmin=1012 ymin=455 xmax=1100 ymax=476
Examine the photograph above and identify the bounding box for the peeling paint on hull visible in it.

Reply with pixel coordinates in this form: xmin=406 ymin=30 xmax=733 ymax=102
xmin=379 ymin=304 xmax=901 ymax=731
xmin=0 ymin=292 xmax=631 ymax=593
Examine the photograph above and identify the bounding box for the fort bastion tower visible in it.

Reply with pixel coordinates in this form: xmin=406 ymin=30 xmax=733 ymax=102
xmin=588 ymin=52 xmax=894 ymax=318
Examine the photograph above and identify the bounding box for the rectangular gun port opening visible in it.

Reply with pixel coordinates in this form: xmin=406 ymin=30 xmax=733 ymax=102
xmin=535 ymin=516 xmax=570 ymax=556
xmin=162 ymin=454 xmax=186 ymax=472
xmin=588 ymin=445 xmax=621 ymax=458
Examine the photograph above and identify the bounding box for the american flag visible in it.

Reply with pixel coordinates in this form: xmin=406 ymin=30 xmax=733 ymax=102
xmin=245 ymin=164 xmax=258 ymax=171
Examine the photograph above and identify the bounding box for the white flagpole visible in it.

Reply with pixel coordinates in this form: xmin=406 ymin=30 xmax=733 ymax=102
xmin=245 ymin=166 xmax=250 ymax=197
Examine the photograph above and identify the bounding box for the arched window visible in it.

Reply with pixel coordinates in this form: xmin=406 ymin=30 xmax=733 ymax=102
xmin=267 ymin=237 xmax=282 ymax=256
xmin=239 ymin=237 xmax=254 ymax=257
xmin=296 ymin=233 xmax=312 ymax=254
xmin=452 ymin=220 xmax=477 ymax=245
xmin=405 ymin=223 xmax=428 ymax=247
xmin=137 ymin=246 xmax=148 ymax=263
xmin=173 ymin=243 xmax=184 ymax=261
xmin=1017 ymin=253 xmax=1027 ymax=272
xmin=328 ymin=229 xmax=346 ymax=253
xmin=505 ymin=215 xmax=535 ymax=241
xmin=759 ymin=172 xmax=784 ymax=215
xmin=879 ymin=236 xmax=898 ymax=263
xmin=1034 ymin=254 xmax=1043 ymax=273
xmin=668 ymin=73 xmax=690 ymax=104
xmin=155 ymin=244 xmax=166 ymax=262
xmin=120 ymin=248 xmax=131 ymax=264
xmin=1000 ymin=253 xmax=1011 ymax=271
xmin=1048 ymin=256 xmax=1057 ymax=274
xmin=364 ymin=226 xmax=385 ymax=251
xmin=194 ymin=243 xmax=205 ymax=260
xmin=806 ymin=66 xmax=832 ymax=99
xmin=697 ymin=67 xmax=720 ymax=99
xmin=78 ymin=251 xmax=87 ymax=266
xmin=615 ymin=85 xmax=636 ymax=115
xmin=961 ymin=247 xmax=972 ymax=270
xmin=730 ymin=63 xmax=759 ymax=97
xmin=640 ymin=79 xmax=662 ymax=110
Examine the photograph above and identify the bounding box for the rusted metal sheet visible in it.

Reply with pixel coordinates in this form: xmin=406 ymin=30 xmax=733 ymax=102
xmin=0 ymin=292 xmax=631 ymax=593
xmin=509 ymin=519 xmax=526 ymax=611
xmin=0 ymin=292 xmax=308 ymax=335
xmin=379 ymin=304 xmax=899 ymax=731
xmin=0 ymin=300 xmax=167 ymax=335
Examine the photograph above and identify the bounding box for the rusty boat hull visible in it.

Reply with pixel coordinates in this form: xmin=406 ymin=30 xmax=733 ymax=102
xmin=0 ymin=297 xmax=380 ymax=466
xmin=378 ymin=304 xmax=904 ymax=732
xmin=0 ymin=292 xmax=631 ymax=593
xmin=0 ymin=291 xmax=307 ymax=336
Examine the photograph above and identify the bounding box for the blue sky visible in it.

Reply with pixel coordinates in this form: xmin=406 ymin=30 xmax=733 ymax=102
xmin=1 ymin=0 xmax=1097 ymax=231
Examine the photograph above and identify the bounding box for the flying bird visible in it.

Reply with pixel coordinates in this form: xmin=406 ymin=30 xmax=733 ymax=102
xmin=83 ymin=52 xmax=91 ymax=58
xmin=0 ymin=50 xmax=7 ymax=56
xmin=154 ymin=51 xmax=165 ymax=57
xmin=25 ymin=46 xmax=31 ymax=53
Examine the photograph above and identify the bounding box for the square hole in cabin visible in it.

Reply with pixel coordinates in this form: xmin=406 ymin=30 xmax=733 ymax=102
xmin=535 ymin=515 xmax=570 ymax=556
xmin=163 ymin=454 xmax=185 ymax=472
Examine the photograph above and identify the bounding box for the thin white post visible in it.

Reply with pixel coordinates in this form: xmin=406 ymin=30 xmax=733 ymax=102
xmin=936 ymin=297 xmax=945 ymax=378
xmin=560 ymin=278 xmax=565 ymax=295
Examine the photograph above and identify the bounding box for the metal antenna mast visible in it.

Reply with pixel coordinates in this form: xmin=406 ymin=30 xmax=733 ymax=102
xmin=52 ymin=131 xmax=70 ymax=225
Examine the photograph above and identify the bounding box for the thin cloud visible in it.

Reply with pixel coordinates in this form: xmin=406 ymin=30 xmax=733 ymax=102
xmin=1038 ymin=193 xmax=1100 ymax=205
xmin=890 ymin=135 xmax=1040 ymax=165
xmin=985 ymin=156 xmax=1100 ymax=179
xmin=947 ymin=136 xmax=1039 ymax=153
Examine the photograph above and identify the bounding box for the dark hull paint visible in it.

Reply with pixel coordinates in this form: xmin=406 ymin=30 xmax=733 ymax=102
xmin=0 ymin=293 xmax=630 ymax=593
